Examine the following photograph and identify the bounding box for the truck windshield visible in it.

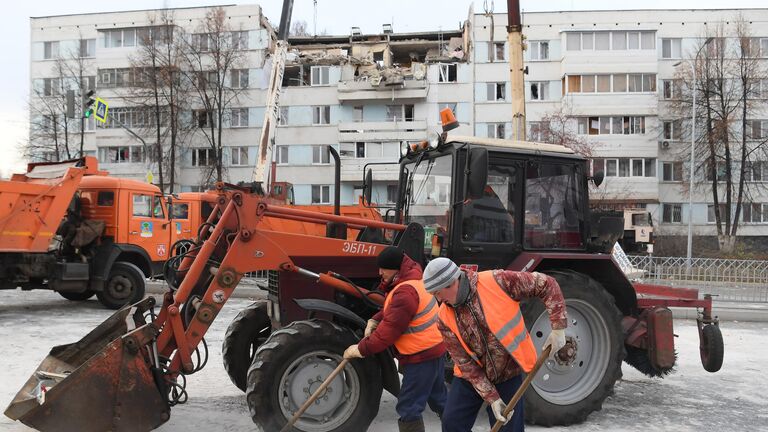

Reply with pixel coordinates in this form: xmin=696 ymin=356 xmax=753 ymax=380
xmin=403 ymin=154 xmax=453 ymax=250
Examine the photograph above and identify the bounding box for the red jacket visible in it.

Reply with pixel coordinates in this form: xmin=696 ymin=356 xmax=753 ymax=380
xmin=357 ymin=254 xmax=446 ymax=364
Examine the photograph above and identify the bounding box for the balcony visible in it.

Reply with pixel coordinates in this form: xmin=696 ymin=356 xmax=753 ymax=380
xmin=337 ymin=79 xmax=428 ymax=102
xmin=338 ymin=120 xmax=427 ymax=143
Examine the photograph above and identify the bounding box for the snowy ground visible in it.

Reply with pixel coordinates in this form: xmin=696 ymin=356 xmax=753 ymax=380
xmin=1 ymin=289 xmax=766 ymax=432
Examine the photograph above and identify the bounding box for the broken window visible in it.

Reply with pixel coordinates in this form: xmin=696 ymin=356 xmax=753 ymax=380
xmin=193 ymin=110 xmax=212 ymax=128
xmin=487 ymin=83 xmax=506 ymax=101
xmin=438 ymin=63 xmax=458 ymax=82
xmin=356 ymin=142 xmax=366 ymax=158
xmin=279 ymin=107 xmax=289 ymax=125
xmin=494 ymin=42 xmax=505 ymax=61
xmin=283 ymin=65 xmax=308 ymax=86
xmin=530 ymin=82 xmax=548 ymax=100
xmin=487 ymin=123 xmax=505 ymax=138
xmin=373 ymin=50 xmax=385 ymax=66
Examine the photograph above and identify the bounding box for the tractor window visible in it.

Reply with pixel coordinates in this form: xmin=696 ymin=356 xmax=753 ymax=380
xmin=132 ymin=194 xmax=153 ymax=217
xmin=405 ymin=154 xmax=453 ymax=251
xmin=172 ymin=203 xmax=189 ymax=220
xmin=461 ymin=165 xmax=517 ymax=243
xmin=97 ymin=191 xmax=114 ymax=206
xmin=153 ymin=196 xmax=165 ymax=218
xmin=524 ymin=163 xmax=584 ymax=249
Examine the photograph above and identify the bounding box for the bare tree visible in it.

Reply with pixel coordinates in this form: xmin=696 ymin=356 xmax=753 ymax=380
xmin=180 ymin=7 xmax=248 ymax=185
xmin=668 ymin=17 xmax=768 ymax=252
xmin=128 ymin=10 xmax=193 ymax=192
xmin=530 ymin=104 xmax=596 ymax=158
xmin=290 ymin=20 xmax=310 ymax=37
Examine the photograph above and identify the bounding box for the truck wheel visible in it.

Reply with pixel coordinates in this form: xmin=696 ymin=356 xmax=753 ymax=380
xmin=246 ymin=320 xmax=382 ymax=432
xmin=700 ymin=324 xmax=724 ymax=372
xmin=97 ymin=262 xmax=146 ymax=310
xmin=58 ymin=290 xmax=95 ymax=301
xmin=522 ymin=270 xmax=624 ymax=426
xmin=222 ymin=301 xmax=272 ymax=391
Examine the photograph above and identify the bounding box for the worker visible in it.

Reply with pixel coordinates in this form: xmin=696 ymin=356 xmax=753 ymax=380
xmin=343 ymin=246 xmax=447 ymax=432
xmin=422 ymin=257 xmax=568 ymax=432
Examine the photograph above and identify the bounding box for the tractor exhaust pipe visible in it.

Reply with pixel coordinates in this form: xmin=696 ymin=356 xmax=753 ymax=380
xmin=4 ymin=298 xmax=170 ymax=432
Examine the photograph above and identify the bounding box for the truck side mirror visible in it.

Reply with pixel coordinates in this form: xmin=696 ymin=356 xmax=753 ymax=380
xmin=363 ymin=169 xmax=373 ymax=204
xmin=466 ymin=147 xmax=488 ymax=200
xmin=591 ymin=170 xmax=605 ymax=188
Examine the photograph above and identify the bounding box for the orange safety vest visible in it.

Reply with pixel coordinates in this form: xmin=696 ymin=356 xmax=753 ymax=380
xmin=383 ymin=279 xmax=444 ymax=355
xmin=438 ymin=271 xmax=537 ymax=377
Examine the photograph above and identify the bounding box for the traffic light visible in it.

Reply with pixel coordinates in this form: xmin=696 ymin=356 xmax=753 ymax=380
xmin=83 ymin=90 xmax=95 ymax=118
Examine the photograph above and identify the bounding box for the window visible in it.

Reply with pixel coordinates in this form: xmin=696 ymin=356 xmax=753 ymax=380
xmin=386 ymin=104 xmax=414 ymax=121
xmin=529 ymin=41 xmax=549 ymax=60
xmin=705 ymin=161 xmax=727 ymax=182
xmin=762 ymin=38 xmax=768 ymax=57
xmin=645 ymin=158 xmax=656 ymax=177
xmin=662 ymin=162 xmax=683 ymax=181
xmin=492 ymin=42 xmax=505 ymax=61
xmin=279 ymin=107 xmax=289 ymax=125
xmin=613 ymin=32 xmax=627 ymax=50
xmin=581 ymin=75 xmax=596 ymax=93
xmin=230 ymin=69 xmax=249 ymax=88
xmin=746 ymin=120 xmax=767 ymax=139
xmin=567 ymin=33 xmax=582 ymax=51
xmin=662 ymin=80 xmax=680 ymax=99
xmin=462 ymin=164 xmax=517 ymax=243
xmin=172 ymin=203 xmax=189 ymax=220
xmin=98 ymin=146 xmax=144 ymax=164
xmin=530 ymin=82 xmax=549 ymax=100
xmin=311 ymin=185 xmax=331 ymax=204
xmin=628 ymin=74 xmax=656 ymax=92
xmin=103 ymin=28 xmax=138 ymax=48
xmin=619 ymin=159 xmax=630 ymax=177
xmin=579 ymin=116 xmax=645 ymax=135
xmin=663 ymin=121 xmax=679 ymax=140
xmin=311 ymin=66 xmax=330 ymax=86
xmin=386 ymin=185 xmax=398 ymax=204
xmin=662 ymin=203 xmax=683 ymax=223
xmin=742 ymin=203 xmax=768 ymax=223
xmin=97 ymin=191 xmax=115 ymax=206
xmin=662 ymin=38 xmax=682 ymax=59
xmin=43 ymin=78 xmax=60 ymax=96
xmin=312 ymin=145 xmax=330 ymax=164
xmin=43 ymin=41 xmax=59 ymax=59
xmin=524 ymin=163 xmax=583 ymax=249
xmin=641 ymin=32 xmax=656 ymax=50
xmin=276 ymin=146 xmax=289 ymax=164
xmin=592 ymin=158 xmax=605 ymax=175
xmin=192 ymin=148 xmax=214 ymax=167
xmin=596 ymin=75 xmax=611 ymax=93
xmin=488 ymin=123 xmax=506 ymax=139
xmin=230 ymin=146 xmax=249 ymax=166
xmin=230 ymin=108 xmax=249 ymax=127
xmin=132 ymin=194 xmax=154 ymax=218
xmin=744 ymin=161 xmax=768 ymax=182
xmin=355 ymin=142 xmax=366 ymax=158
xmin=595 ymin=32 xmax=610 ymax=50
xmin=231 ymin=30 xmax=248 ymax=50
xmin=79 ymin=39 xmax=96 ymax=57
xmin=353 ymin=106 xmax=363 ymax=122
xmin=194 ymin=110 xmax=212 ymax=128
xmin=708 ymin=204 xmax=727 ymax=223
xmin=312 ymin=106 xmax=330 ymax=125
xmin=630 ymin=158 xmax=655 ymax=177
xmin=191 ymin=33 xmax=211 ymax=52
xmin=487 ymin=82 xmax=506 ymax=101
xmin=613 ymin=75 xmax=627 ymax=92
xmin=528 ymin=121 xmax=546 ymax=141
xmin=438 ymin=63 xmax=458 ymax=82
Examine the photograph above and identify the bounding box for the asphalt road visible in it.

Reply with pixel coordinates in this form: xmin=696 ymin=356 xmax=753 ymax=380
xmin=1 ymin=289 xmax=766 ymax=431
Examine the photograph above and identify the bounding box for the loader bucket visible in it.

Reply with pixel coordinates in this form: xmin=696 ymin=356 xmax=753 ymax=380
xmin=4 ymin=298 xmax=170 ymax=432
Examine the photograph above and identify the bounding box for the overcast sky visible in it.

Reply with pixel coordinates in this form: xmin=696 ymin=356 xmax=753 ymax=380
xmin=2 ymin=0 xmax=767 ymax=175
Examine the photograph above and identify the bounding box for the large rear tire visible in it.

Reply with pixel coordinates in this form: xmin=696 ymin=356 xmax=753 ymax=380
xmin=97 ymin=262 xmax=146 ymax=310
xmin=522 ymin=270 xmax=625 ymax=426
xmin=222 ymin=301 xmax=272 ymax=391
xmin=58 ymin=289 xmax=95 ymax=301
xmin=246 ymin=320 xmax=382 ymax=432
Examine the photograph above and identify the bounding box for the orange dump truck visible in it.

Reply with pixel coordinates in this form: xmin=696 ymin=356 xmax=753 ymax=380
xmin=0 ymin=157 xmax=185 ymax=309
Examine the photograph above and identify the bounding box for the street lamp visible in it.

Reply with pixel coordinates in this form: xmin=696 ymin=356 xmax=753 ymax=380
xmin=673 ymin=37 xmax=713 ymax=271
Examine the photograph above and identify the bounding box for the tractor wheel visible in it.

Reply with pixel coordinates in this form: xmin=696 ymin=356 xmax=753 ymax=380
xmin=522 ymin=270 xmax=625 ymax=426
xmin=97 ymin=262 xmax=146 ymax=310
xmin=246 ymin=319 xmax=382 ymax=432
xmin=58 ymin=289 xmax=95 ymax=301
xmin=700 ymin=324 xmax=724 ymax=372
xmin=222 ymin=301 xmax=272 ymax=391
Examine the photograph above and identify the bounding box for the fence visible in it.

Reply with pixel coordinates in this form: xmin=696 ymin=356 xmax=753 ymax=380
xmin=627 ymin=255 xmax=768 ymax=303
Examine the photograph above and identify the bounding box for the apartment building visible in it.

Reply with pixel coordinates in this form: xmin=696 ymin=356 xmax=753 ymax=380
xmin=28 ymin=6 xmax=768 ymax=245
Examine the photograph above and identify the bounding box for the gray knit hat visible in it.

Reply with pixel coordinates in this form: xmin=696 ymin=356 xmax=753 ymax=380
xmin=423 ymin=257 xmax=461 ymax=293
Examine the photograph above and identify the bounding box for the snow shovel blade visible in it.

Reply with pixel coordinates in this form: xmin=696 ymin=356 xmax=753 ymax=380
xmin=4 ymin=298 xmax=170 ymax=432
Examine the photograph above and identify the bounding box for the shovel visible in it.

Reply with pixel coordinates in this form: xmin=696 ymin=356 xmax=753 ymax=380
xmin=280 ymin=358 xmax=350 ymax=432
xmin=490 ymin=345 xmax=552 ymax=432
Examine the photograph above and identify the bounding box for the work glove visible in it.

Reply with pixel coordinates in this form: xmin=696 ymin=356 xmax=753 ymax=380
xmin=544 ymin=328 xmax=567 ymax=357
xmin=364 ymin=319 xmax=379 ymax=337
xmin=343 ymin=344 xmax=363 ymax=359
xmin=490 ymin=398 xmax=512 ymax=424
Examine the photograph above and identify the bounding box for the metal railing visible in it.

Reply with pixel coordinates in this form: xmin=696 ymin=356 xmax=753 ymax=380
xmin=627 ymin=255 xmax=768 ymax=303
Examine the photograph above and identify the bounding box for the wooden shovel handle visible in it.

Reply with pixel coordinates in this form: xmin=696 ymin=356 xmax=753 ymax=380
xmin=490 ymin=346 xmax=552 ymax=432
xmin=280 ymin=358 xmax=350 ymax=432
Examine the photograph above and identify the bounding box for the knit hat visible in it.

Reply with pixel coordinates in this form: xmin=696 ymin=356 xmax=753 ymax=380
xmin=377 ymin=246 xmax=404 ymax=270
xmin=423 ymin=257 xmax=461 ymax=293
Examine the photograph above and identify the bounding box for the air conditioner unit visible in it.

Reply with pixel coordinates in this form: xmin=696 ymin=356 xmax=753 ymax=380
xmin=659 ymin=140 xmax=670 ymax=150
xmin=351 ymin=27 xmax=361 ymax=36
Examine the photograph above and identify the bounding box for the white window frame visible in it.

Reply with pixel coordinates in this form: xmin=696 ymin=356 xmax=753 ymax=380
xmin=230 ymin=146 xmax=249 ymax=166
xmin=662 ymin=162 xmax=683 ymax=182
xmin=312 ymin=106 xmax=331 ymax=125
xmin=490 ymin=42 xmax=506 ymax=62
xmin=43 ymin=41 xmax=59 ymax=60
xmin=438 ymin=63 xmax=458 ymax=82
xmin=230 ymin=69 xmax=249 ymax=88
xmin=231 ymin=30 xmax=249 ymax=50
xmin=278 ymin=107 xmax=289 ymax=125
xmin=529 ymin=81 xmax=549 ymax=101
xmin=662 ymin=38 xmax=682 ymax=59
xmin=79 ymin=39 xmax=96 ymax=58
xmin=487 ymin=82 xmax=506 ymax=101
xmin=662 ymin=79 xmax=679 ymax=99
xmin=529 ymin=41 xmax=549 ymax=60
xmin=191 ymin=148 xmax=215 ymax=167
xmin=230 ymin=108 xmax=249 ymax=128
xmin=487 ymin=123 xmax=506 ymax=139
xmin=663 ymin=121 xmax=676 ymax=140
xmin=276 ymin=146 xmax=289 ymax=165
xmin=98 ymin=146 xmax=145 ymax=164
xmin=311 ymin=185 xmax=331 ymax=204
xmin=310 ymin=66 xmax=330 ymax=86
xmin=312 ymin=145 xmax=331 ymax=164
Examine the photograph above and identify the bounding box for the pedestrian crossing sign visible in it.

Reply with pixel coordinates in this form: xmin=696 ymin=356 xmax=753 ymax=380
xmin=94 ymin=98 xmax=109 ymax=123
